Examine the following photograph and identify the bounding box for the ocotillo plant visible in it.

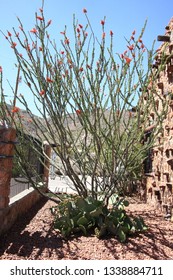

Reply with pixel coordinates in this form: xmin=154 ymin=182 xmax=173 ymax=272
xmin=0 ymin=6 xmax=167 ymax=205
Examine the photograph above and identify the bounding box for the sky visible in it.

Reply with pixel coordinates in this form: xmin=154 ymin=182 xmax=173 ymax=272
xmin=0 ymin=0 xmax=173 ymax=115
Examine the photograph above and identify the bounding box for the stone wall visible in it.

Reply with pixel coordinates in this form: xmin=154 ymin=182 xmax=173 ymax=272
xmin=144 ymin=18 xmax=173 ymax=218
xmin=0 ymin=127 xmax=51 ymax=236
xmin=0 ymin=127 xmax=16 ymax=209
xmin=0 ymin=189 xmax=44 ymax=236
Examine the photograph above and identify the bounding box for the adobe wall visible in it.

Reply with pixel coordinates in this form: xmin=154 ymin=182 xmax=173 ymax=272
xmin=144 ymin=18 xmax=173 ymax=218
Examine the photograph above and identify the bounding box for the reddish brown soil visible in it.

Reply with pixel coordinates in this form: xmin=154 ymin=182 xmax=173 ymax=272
xmin=0 ymin=198 xmax=173 ymax=260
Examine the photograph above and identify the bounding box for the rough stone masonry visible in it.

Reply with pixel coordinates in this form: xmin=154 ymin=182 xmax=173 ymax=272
xmin=144 ymin=17 xmax=173 ymax=219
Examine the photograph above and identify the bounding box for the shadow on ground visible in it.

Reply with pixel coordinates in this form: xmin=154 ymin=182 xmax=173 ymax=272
xmin=0 ymin=199 xmax=173 ymax=260
xmin=0 ymin=198 xmax=64 ymax=259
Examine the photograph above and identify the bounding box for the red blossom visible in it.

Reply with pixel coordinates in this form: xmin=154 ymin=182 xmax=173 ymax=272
xmin=39 ymin=47 xmax=43 ymax=51
xmin=11 ymin=42 xmax=17 ymax=48
xmin=37 ymin=16 xmax=44 ymax=20
xmin=64 ymin=38 xmax=70 ymax=44
xmin=0 ymin=66 xmax=2 ymax=72
xmin=46 ymin=77 xmax=53 ymax=83
xmin=79 ymin=24 xmax=83 ymax=29
xmin=47 ymin=20 xmax=52 ymax=26
xmin=68 ymin=59 xmax=72 ymax=64
xmin=79 ymin=67 xmax=83 ymax=72
xmin=87 ymin=64 xmax=91 ymax=69
xmin=19 ymin=25 xmax=23 ymax=31
xmin=132 ymin=30 xmax=136 ymax=35
xmin=60 ymin=31 xmax=65 ymax=35
xmin=110 ymin=30 xmax=113 ymax=36
xmin=26 ymin=44 xmax=30 ymax=51
xmin=138 ymin=38 xmax=143 ymax=43
xmin=7 ymin=31 xmax=12 ymax=37
xmin=124 ymin=56 xmax=132 ymax=64
xmin=77 ymin=27 xmax=80 ymax=33
xmin=60 ymin=51 xmax=64 ymax=55
xmin=30 ymin=28 xmax=37 ymax=34
xmin=76 ymin=109 xmax=81 ymax=115
xmin=11 ymin=107 xmax=20 ymax=113
xmin=83 ymin=8 xmax=87 ymax=13
xmin=130 ymin=36 xmax=135 ymax=40
xmin=85 ymin=32 xmax=88 ymax=37
xmin=141 ymin=43 xmax=145 ymax=49
xmin=39 ymin=89 xmax=45 ymax=96
xmin=127 ymin=45 xmax=134 ymax=51
xmin=100 ymin=20 xmax=105 ymax=25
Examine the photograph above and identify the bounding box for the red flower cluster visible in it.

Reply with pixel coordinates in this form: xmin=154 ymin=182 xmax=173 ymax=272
xmin=64 ymin=38 xmax=70 ymax=45
xmin=46 ymin=77 xmax=53 ymax=83
xmin=37 ymin=16 xmax=44 ymax=21
xmin=7 ymin=31 xmax=12 ymax=37
xmin=11 ymin=107 xmax=20 ymax=113
xmin=124 ymin=56 xmax=132 ymax=64
xmin=76 ymin=109 xmax=81 ymax=115
xmin=39 ymin=89 xmax=45 ymax=96
xmin=11 ymin=42 xmax=17 ymax=48
xmin=47 ymin=20 xmax=52 ymax=26
xmin=30 ymin=28 xmax=37 ymax=34
xmin=127 ymin=45 xmax=134 ymax=51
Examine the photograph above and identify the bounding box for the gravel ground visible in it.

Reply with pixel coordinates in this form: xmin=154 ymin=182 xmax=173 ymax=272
xmin=0 ymin=197 xmax=173 ymax=260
